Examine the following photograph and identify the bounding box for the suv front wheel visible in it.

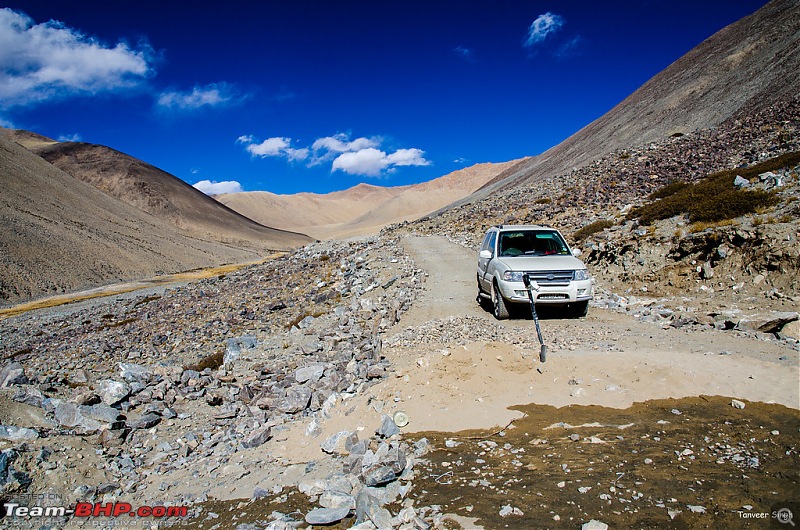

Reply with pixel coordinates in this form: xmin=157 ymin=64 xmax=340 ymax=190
xmin=492 ymin=281 xmax=510 ymax=320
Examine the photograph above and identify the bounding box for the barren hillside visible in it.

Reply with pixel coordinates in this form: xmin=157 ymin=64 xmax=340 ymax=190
xmin=470 ymin=0 xmax=799 ymax=199
xmin=11 ymin=131 xmax=311 ymax=248
xmin=0 ymin=131 xmax=310 ymax=306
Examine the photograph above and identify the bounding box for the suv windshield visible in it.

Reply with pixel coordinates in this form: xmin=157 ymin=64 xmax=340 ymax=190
xmin=498 ymin=230 xmax=570 ymax=257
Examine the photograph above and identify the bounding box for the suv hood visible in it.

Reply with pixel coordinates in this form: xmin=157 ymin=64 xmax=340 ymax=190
xmin=498 ymin=255 xmax=586 ymax=271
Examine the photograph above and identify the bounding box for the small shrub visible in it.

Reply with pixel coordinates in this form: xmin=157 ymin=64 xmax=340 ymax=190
xmin=648 ymin=181 xmax=690 ymax=200
xmin=534 ymin=197 xmax=552 ymax=204
xmin=185 ymin=351 xmax=224 ymax=372
xmin=629 ymin=165 xmax=781 ymax=226
xmin=689 ymin=219 xmax=737 ymax=233
xmin=573 ymin=220 xmax=614 ymax=241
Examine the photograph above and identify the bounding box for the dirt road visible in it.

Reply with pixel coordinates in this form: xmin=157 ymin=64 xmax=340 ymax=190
xmin=367 ymin=235 xmax=798 ymax=436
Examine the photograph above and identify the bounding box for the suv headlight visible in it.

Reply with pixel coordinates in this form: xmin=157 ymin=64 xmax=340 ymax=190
xmin=503 ymin=271 xmax=524 ymax=282
xmin=574 ymin=269 xmax=590 ymax=281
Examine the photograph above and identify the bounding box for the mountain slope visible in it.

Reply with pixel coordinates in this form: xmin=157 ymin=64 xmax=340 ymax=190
xmin=474 ymin=0 xmax=800 ymax=197
xmin=0 ymin=130 xmax=310 ymax=305
xmin=12 ymin=131 xmax=311 ymax=248
xmin=218 ymin=159 xmax=526 ymax=239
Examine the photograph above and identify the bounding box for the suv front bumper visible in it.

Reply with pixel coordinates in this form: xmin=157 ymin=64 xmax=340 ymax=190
xmin=498 ymin=279 xmax=593 ymax=304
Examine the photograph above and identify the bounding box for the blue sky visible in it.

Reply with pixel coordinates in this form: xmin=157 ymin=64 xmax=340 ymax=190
xmin=1 ymin=1 xmax=767 ymax=195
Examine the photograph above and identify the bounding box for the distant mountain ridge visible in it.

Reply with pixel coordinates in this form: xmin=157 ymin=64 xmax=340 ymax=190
xmin=218 ymin=159 xmax=527 ymax=239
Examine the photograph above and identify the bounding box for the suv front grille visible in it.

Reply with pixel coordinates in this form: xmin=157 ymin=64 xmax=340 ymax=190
xmin=524 ymin=270 xmax=573 ymax=286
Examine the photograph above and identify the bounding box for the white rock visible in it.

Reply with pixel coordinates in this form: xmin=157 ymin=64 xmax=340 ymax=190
xmin=731 ymin=399 xmax=746 ymax=409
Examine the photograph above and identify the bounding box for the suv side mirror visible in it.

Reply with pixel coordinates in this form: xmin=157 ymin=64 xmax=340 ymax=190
xmin=571 ymin=248 xmax=582 ymax=257
xmin=479 ymin=249 xmax=492 ymax=259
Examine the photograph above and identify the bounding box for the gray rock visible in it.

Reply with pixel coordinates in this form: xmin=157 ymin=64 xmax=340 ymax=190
xmin=356 ymin=489 xmax=393 ymax=529
xmin=376 ymin=414 xmax=399 ymax=438
xmin=305 ymin=507 xmax=351 ymax=525
xmin=95 ymin=379 xmax=131 ymax=406
xmin=733 ymin=175 xmax=750 ymax=188
xmin=321 ymin=431 xmax=352 ymax=455
xmin=224 ymin=340 xmax=242 ymax=366
xmin=251 ymin=487 xmax=270 ymax=500
xmin=54 ymin=403 xmax=104 ymax=432
xmin=582 ymin=521 xmax=609 ymax=530
xmin=295 ymin=364 xmax=325 ymax=383
xmin=127 ymin=413 xmax=161 ymax=430
xmin=70 ymin=369 xmax=90 ymax=385
xmin=0 ymin=426 xmax=39 ymax=442
xmin=242 ymin=426 xmax=272 ymax=448
xmin=0 ymin=450 xmax=31 ymax=493
xmin=362 ymin=465 xmax=396 ymax=487
xmin=319 ymin=491 xmax=356 ymax=510
xmin=83 ymin=404 xmax=123 ymax=424
xmin=736 ymin=312 xmax=799 ymax=334
xmin=413 ymin=438 xmax=430 ymax=456
xmin=12 ymin=386 xmax=45 ymax=407
xmin=97 ymin=429 xmax=128 ymax=448
xmin=276 ymin=386 xmax=312 ymax=414
xmin=119 ymin=363 xmax=152 ymax=383
xmin=0 ymin=363 xmax=27 ymax=387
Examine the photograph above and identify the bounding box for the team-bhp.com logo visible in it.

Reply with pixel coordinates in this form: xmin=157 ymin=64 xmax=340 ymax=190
xmin=4 ymin=500 xmax=188 ymax=519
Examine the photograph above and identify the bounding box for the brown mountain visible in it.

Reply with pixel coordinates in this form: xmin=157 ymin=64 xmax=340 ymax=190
xmin=11 ymin=130 xmax=311 ymax=247
xmin=218 ymin=159 xmax=526 ymax=239
xmin=0 ymin=129 xmax=311 ymax=306
xmin=470 ymin=0 xmax=800 ymax=198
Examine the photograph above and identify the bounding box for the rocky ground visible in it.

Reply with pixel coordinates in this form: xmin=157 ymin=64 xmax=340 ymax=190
xmin=1 ymin=100 xmax=799 ymax=529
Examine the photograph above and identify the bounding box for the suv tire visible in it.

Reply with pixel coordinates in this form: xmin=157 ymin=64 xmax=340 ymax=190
xmin=492 ymin=281 xmax=510 ymax=320
xmin=570 ymin=300 xmax=589 ymax=318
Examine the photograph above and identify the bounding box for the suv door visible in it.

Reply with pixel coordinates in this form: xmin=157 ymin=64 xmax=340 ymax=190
xmin=477 ymin=230 xmax=496 ymax=291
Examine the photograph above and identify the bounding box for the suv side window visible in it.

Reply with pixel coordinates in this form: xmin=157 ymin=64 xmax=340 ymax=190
xmin=487 ymin=231 xmax=497 ymax=255
xmin=480 ymin=232 xmax=492 ymax=252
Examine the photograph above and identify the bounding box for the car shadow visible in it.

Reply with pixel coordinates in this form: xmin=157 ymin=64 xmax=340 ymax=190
xmin=511 ymin=304 xmax=584 ymax=320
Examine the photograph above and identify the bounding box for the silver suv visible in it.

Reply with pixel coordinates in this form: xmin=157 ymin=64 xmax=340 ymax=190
xmin=477 ymin=224 xmax=593 ymax=319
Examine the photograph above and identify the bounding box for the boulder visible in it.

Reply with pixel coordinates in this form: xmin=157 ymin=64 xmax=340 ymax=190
xmin=119 ymin=363 xmax=153 ymax=384
xmin=0 ymin=363 xmax=27 ymax=388
xmin=95 ymin=379 xmax=131 ymax=406
xmin=241 ymin=426 xmax=272 ymax=449
xmin=295 ymin=364 xmax=325 ymax=383
xmin=0 ymin=426 xmax=39 ymax=442
xmin=305 ymin=507 xmax=351 ymax=525
xmin=276 ymin=386 xmax=312 ymax=414
xmin=735 ymin=312 xmax=799 ymax=334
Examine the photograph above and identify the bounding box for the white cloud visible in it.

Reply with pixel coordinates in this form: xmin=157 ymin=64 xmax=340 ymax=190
xmin=386 ymin=148 xmax=429 ymax=167
xmin=332 ymin=148 xmax=389 ymax=177
xmin=238 ymin=131 xmax=430 ymax=177
xmin=0 ymin=8 xmax=153 ymax=108
xmin=238 ymin=136 xmax=309 ymax=161
xmin=0 ymin=115 xmax=15 ymax=128
xmin=525 ymin=12 xmax=564 ymax=47
xmin=157 ymin=83 xmax=239 ymax=110
xmin=193 ymin=179 xmax=243 ymax=195
xmin=57 ymin=133 xmax=82 ymax=142
xmin=312 ymin=133 xmax=379 ymax=154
